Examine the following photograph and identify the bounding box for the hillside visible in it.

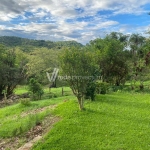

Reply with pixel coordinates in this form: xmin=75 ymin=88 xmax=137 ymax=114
xmin=0 ymin=36 xmax=83 ymax=51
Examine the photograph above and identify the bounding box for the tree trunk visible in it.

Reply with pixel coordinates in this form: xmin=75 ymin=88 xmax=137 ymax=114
xmin=77 ymin=97 xmax=83 ymax=110
xmin=115 ymin=81 xmax=120 ymax=86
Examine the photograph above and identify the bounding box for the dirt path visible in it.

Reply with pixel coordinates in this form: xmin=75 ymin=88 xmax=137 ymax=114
xmin=20 ymin=104 xmax=57 ymax=118
xmin=0 ymin=105 xmax=61 ymax=150
xmin=17 ymin=136 xmax=42 ymax=150
xmin=17 ymin=116 xmax=60 ymax=150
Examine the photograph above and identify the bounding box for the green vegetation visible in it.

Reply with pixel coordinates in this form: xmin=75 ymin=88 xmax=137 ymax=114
xmin=0 ymin=89 xmax=73 ymax=138
xmin=33 ymin=92 xmax=150 ymax=150
xmin=0 ymin=45 xmax=27 ymax=99
xmin=1 ymin=32 xmax=150 ymax=100
xmin=0 ymin=36 xmax=83 ymax=51
xmin=1 ymin=32 xmax=150 ymax=149
xmin=60 ymin=47 xmax=98 ymax=109
xmin=14 ymin=86 xmax=28 ymax=95
xmin=28 ymin=78 xmax=44 ymax=100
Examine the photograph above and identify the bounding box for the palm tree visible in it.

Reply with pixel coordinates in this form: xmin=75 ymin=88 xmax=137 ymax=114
xmin=129 ymin=34 xmax=145 ymax=57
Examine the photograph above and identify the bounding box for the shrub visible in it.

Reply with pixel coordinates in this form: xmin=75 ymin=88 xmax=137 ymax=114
xmin=85 ymin=82 xmax=96 ymax=101
xmin=20 ymin=98 xmax=30 ymax=106
xmin=48 ymin=93 xmax=58 ymax=99
xmin=96 ymin=82 xmax=109 ymax=94
xmin=28 ymin=78 xmax=44 ymax=100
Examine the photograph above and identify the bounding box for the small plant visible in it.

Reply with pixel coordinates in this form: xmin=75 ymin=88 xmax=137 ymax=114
xmin=85 ymin=82 xmax=96 ymax=101
xmin=96 ymin=82 xmax=109 ymax=94
xmin=48 ymin=93 xmax=58 ymax=98
xmin=28 ymin=78 xmax=44 ymax=100
xmin=2 ymin=87 xmax=7 ymax=103
xmin=20 ymin=98 xmax=30 ymax=106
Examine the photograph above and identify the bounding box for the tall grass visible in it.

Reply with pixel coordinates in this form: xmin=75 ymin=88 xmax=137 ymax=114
xmin=0 ymin=96 xmax=73 ymax=138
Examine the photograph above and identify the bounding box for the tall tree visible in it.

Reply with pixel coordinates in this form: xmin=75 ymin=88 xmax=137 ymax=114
xmin=89 ymin=37 xmax=128 ymax=86
xmin=60 ymin=47 xmax=97 ymax=110
xmin=106 ymin=32 xmax=129 ymax=48
xmin=26 ymin=48 xmax=59 ymax=84
xmin=0 ymin=45 xmax=27 ymax=99
xmin=129 ymin=34 xmax=145 ymax=57
xmin=128 ymin=34 xmax=147 ymax=89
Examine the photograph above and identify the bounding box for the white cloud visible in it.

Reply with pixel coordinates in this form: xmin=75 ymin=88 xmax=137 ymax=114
xmin=0 ymin=0 xmax=150 ymax=44
xmin=1 ymin=0 xmax=149 ymax=20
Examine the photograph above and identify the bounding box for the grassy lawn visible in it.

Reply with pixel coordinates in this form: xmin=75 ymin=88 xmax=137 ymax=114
xmin=32 ymin=92 xmax=150 ymax=150
xmin=0 ymin=96 xmax=74 ymax=138
xmin=15 ymin=85 xmax=73 ymax=98
xmin=0 ymin=86 xmax=73 ymax=138
xmin=14 ymin=85 xmax=28 ymax=95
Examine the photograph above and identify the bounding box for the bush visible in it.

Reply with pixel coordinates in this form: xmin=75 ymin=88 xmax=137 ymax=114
xmin=85 ymin=82 xmax=96 ymax=101
xmin=96 ymin=82 xmax=109 ymax=94
xmin=20 ymin=98 xmax=30 ymax=106
xmin=28 ymin=78 xmax=44 ymax=100
xmin=48 ymin=93 xmax=58 ymax=99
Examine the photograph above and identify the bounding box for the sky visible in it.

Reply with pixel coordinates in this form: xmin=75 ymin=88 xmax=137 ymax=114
xmin=0 ymin=0 xmax=150 ymax=44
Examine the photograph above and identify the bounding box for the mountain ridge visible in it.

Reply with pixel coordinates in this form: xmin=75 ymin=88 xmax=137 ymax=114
xmin=0 ymin=36 xmax=83 ymax=50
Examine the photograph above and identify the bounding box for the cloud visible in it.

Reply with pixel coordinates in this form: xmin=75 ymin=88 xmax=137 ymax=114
xmin=1 ymin=0 xmax=150 ymax=20
xmin=0 ymin=0 xmax=150 ymax=44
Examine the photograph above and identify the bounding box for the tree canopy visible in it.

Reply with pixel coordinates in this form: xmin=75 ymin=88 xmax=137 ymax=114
xmin=1 ymin=32 xmax=150 ymax=101
xmin=59 ymin=47 xmax=98 ymax=110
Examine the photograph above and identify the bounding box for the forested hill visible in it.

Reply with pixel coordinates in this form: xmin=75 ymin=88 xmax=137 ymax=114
xmin=0 ymin=36 xmax=83 ymax=50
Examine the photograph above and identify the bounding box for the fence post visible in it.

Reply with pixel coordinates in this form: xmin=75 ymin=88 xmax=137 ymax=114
xmin=62 ymin=87 xmax=64 ymax=96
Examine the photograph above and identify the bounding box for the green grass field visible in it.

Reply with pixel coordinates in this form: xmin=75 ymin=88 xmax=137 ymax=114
xmin=0 ymin=86 xmax=73 ymax=138
xmin=32 ymin=92 xmax=150 ymax=150
xmin=1 ymin=85 xmax=150 ymax=149
xmin=0 ymin=96 xmax=73 ymax=138
xmin=15 ymin=85 xmax=73 ymax=98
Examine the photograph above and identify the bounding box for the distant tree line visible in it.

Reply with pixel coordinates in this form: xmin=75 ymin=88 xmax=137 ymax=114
xmin=60 ymin=32 xmax=150 ymax=109
xmin=0 ymin=36 xmax=83 ymax=52
xmin=1 ymin=32 xmax=150 ymax=110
